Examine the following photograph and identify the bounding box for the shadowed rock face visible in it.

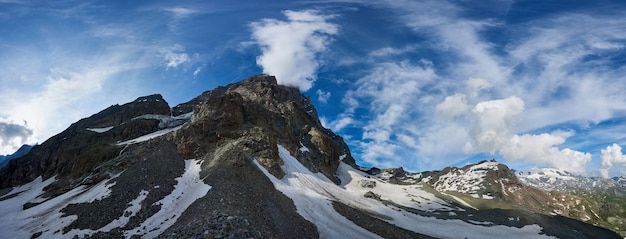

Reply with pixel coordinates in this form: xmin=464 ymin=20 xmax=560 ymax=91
xmin=0 ymin=94 xmax=171 ymax=190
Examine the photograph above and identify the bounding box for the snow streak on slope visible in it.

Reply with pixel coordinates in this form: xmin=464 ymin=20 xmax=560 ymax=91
xmin=117 ymin=124 xmax=185 ymax=145
xmin=256 ymin=145 xmax=554 ymax=239
xmin=125 ymin=159 xmax=211 ymax=239
xmin=86 ymin=126 xmax=114 ymax=133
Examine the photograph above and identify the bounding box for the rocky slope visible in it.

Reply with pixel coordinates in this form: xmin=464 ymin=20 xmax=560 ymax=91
xmin=0 ymin=74 xmax=621 ymax=239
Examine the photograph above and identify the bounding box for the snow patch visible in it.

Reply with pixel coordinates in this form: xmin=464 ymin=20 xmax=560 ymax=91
xmin=299 ymin=142 xmax=310 ymax=153
xmin=65 ymin=190 xmax=149 ymax=237
xmin=87 ymin=126 xmax=114 ymax=133
xmin=125 ymin=159 xmax=211 ymax=238
xmin=117 ymin=124 xmax=184 ymax=145
xmin=0 ymin=175 xmax=118 ymax=238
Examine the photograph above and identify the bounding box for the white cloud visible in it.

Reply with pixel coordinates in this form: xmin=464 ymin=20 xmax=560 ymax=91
xmin=465 ymin=96 xmax=524 ymax=153
xmin=0 ymin=119 xmax=35 ymax=155
xmin=162 ymin=7 xmax=200 ymax=18
xmin=323 ymin=115 xmax=354 ymax=132
xmin=466 ymin=77 xmax=491 ymax=97
xmin=161 ymin=44 xmax=190 ymax=69
xmin=341 ymin=61 xmax=438 ymax=167
xmin=465 ymin=97 xmax=591 ymax=174
xmin=600 ymin=144 xmax=626 ymax=178
xmin=250 ymin=9 xmax=338 ymax=91
xmin=435 ymin=93 xmax=468 ymax=120
xmin=316 ymin=89 xmax=331 ymax=103
xmin=368 ymin=45 xmax=417 ymax=58
xmin=193 ymin=66 xmax=203 ymax=77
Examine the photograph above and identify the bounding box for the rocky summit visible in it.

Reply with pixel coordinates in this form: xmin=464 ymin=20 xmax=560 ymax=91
xmin=0 ymin=75 xmax=622 ymax=239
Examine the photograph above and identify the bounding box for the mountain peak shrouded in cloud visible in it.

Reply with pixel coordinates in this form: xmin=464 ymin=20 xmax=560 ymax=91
xmin=249 ymin=9 xmax=338 ymax=91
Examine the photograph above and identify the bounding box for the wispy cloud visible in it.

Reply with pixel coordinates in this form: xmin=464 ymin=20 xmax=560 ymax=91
xmin=316 ymin=89 xmax=331 ymax=103
xmin=249 ymin=9 xmax=338 ymax=91
xmin=161 ymin=44 xmax=190 ymax=69
xmin=325 ymin=0 xmax=626 ymax=174
xmin=162 ymin=7 xmax=200 ymax=18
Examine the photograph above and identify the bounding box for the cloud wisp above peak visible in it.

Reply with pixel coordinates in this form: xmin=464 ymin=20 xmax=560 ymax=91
xmin=249 ymin=9 xmax=338 ymax=91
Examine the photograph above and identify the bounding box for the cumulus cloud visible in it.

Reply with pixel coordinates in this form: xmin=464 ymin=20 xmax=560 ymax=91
xmin=465 ymin=97 xmax=591 ymax=174
xmin=435 ymin=93 xmax=469 ymax=120
xmin=465 ymin=96 xmax=525 ymax=153
xmin=600 ymin=144 xmax=626 ymax=178
xmin=0 ymin=119 xmax=34 ymax=155
xmin=250 ymin=9 xmax=338 ymax=91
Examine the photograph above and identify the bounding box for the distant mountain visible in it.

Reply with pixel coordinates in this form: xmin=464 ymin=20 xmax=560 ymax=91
xmin=513 ymin=167 xmax=626 ymax=235
xmin=0 ymin=144 xmax=32 ymax=169
xmin=0 ymin=75 xmax=621 ymax=239
xmin=513 ymin=168 xmax=622 ymax=192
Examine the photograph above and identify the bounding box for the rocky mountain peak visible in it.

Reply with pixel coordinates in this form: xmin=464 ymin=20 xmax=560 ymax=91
xmin=170 ymin=74 xmax=354 ymax=182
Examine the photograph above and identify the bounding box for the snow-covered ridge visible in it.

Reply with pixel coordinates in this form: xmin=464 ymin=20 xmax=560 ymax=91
xmin=433 ymin=161 xmax=499 ymax=199
xmin=254 ymin=145 xmax=553 ymax=239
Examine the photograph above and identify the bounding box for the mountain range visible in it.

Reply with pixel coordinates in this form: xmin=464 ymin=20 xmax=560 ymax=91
xmin=0 ymin=75 xmax=623 ymax=238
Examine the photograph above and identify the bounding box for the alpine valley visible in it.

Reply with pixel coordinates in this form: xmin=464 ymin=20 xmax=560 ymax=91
xmin=0 ymin=75 xmax=624 ymax=239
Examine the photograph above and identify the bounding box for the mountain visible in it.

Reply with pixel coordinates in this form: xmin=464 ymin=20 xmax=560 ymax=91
xmin=0 ymin=74 xmax=621 ymax=238
xmin=0 ymin=144 xmax=32 ymax=169
xmin=514 ymin=168 xmax=626 ymax=235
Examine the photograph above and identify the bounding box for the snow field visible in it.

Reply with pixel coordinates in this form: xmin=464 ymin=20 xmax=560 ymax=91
xmin=0 ymin=175 xmax=117 ymax=238
xmin=256 ymin=145 xmax=556 ymax=239
xmin=0 ymin=158 xmax=210 ymax=239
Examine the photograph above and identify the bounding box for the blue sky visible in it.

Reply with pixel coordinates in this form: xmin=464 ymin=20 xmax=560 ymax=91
xmin=1 ymin=0 xmax=626 ymax=177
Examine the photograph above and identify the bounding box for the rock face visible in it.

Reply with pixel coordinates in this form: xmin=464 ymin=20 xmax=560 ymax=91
xmin=169 ymin=74 xmax=354 ymax=183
